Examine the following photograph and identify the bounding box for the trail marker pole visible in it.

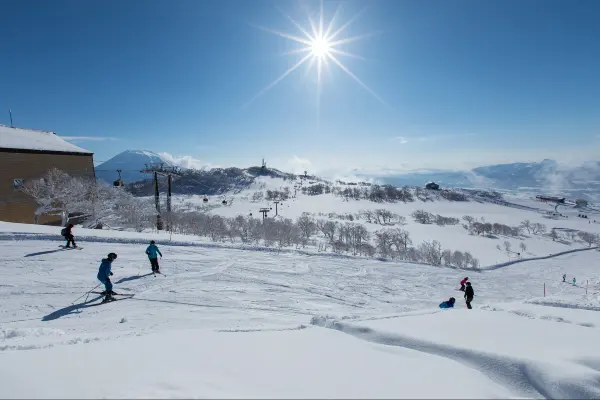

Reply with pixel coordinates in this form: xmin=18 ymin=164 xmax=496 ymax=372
xmin=544 ymin=282 xmax=546 ymax=297
xmin=586 ymin=280 xmax=588 ymax=295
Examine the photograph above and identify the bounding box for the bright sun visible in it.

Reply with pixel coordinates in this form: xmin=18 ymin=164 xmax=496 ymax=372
xmin=310 ymin=36 xmax=331 ymax=58
xmin=245 ymin=1 xmax=386 ymax=116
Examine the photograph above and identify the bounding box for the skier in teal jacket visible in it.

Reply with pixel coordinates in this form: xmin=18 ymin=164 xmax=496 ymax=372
xmin=145 ymin=240 xmax=162 ymax=273
xmin=97 ymin=253 xmax=117 ymax=302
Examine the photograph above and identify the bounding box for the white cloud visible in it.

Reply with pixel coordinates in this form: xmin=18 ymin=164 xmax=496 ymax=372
xmin=61 ymin=136 xmax=119 ymax=142
xmin=286 ymin=155 xmax=313 ymax=175
xmin=392 ymin=136 xmax=409 ymax=144
xmin=159 ymin=152 xmax=216 ymax=170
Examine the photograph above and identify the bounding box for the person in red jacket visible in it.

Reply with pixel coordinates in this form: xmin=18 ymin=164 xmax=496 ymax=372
xmin=459 ymin=277 xmax=469 ymax=292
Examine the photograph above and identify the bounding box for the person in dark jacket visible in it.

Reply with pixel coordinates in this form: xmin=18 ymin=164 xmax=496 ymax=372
xmin=97 ymin=253 xmax=117 ymax=303
xmin=464 ymin=282 xmax=474 ymax=309
xmin=145 ymin=240 xmax=163 ymax=273
xmin=61 ymin=224 xmax=77 ymax=248
xmin=439 ymin=297 xmax=456 ymax=309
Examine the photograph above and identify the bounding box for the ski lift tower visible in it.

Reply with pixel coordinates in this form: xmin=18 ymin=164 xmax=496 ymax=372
xmin=259 ymin=207 xmax=270 ymax=219
xmin=272 ymin=200 xmax=281 ymax=216
xmin=140 ymin=163 xmax=183 ymax=230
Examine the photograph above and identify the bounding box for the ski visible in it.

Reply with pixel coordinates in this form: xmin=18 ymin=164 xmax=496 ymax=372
xmin=58 ymin=245 xmax=83 ymax=250
xmin=91 ymin=291 xmax=134 ymax=296
xmin=93 ymin=295 xmax=135 ymax=305
xmin=153 ymin=271 xmax=167 ymax=277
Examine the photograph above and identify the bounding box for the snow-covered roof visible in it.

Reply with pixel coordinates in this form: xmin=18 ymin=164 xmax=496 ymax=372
xmin=0 ymin=124 xmax=92 ymax=154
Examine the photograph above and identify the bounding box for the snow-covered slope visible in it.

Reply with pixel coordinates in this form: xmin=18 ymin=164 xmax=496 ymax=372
xmin=95 ymin=150 xmax=174 ymax=184
xmin=164 ymin=176 xmax=600 ymax=266
xmin=0 ymin=222 xmax=599 ymax=398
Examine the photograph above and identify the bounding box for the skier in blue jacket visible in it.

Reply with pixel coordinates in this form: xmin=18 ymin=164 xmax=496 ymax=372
xmin=97 ymin=253 xmax=117 ymax=303
xmin=439 ymin=297 xmax=456 ymax=309
xmin=145 ymin=240 xmax=163 ymax=273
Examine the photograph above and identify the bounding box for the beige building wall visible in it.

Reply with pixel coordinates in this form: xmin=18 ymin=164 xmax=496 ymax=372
xmin=0 ymin=150 xmax=95 ymax=224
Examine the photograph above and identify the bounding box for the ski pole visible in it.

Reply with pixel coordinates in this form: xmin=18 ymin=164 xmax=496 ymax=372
xmin=71 ymin=283 xmax=102 ymax=305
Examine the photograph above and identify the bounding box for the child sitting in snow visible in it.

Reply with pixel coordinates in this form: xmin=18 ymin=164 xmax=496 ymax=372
xmin=439 ymin=297 xmax=456 ymax=309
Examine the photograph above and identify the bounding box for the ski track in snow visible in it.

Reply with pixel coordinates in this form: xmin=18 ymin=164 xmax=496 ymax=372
xmin=310 ymin=315 xmax=600 ymax=399
xmin=2 ymin=225 xmax=600 ymax=397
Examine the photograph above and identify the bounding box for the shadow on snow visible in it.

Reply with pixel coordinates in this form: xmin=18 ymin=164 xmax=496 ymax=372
xmin=24 ymin=249 xmax=67 ymax=257
xmin=114 ymin=273 xmax=154 ymax=284
xmin=42 ymin=295 xmax=105 ymax=321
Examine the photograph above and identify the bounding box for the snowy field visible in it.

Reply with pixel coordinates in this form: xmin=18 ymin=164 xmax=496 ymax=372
xmin=1 ymin=222 xmax=600 ymax=398
xmin=163 ymin=176 xmax=600 ymax=266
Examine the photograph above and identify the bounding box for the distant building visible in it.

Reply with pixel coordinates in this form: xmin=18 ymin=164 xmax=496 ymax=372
xmin=535 ymin=195 xmax=565 ymax=204
xmin=425 ymin=182 xmax=440 ymax=190
xmin=575 ymin=199 xmax=588 ymax=207
xmin=0 ymin=125 xmax=95 ymax=224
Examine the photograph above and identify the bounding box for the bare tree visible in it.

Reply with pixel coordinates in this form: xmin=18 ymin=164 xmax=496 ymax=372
xmin=296 ymin=214 xmax=317 ymax=246
xmin=316 ymin=220 xmax=337 ymax=243
xmin=503 ymin=240 xmax=512 ymax=254
xmin=520 ymin=220 xmax=532 ymax=234
xmin=464 ymin=252 xmax=480 ymax=269
xmin=374 ymin=230 xmax=393 ymax=258
xmin=451 ymin=250 xmax=466 ymax=268
xmin=361 ymin=210 xmax=375 ymax=223
xmin=345 ymin=223 xmax=370 ymax=255
xmin=251 ymin=191 xmax=264 ymax=202
xmin=412 ymin=209 xmax=433 ymax=224
xmin=531 ymin=223 xmax=547 ymax=235
xmin=550 ymin=228 xmax=559 ymax=241
xmin=389 ymin=228 xmax=412 ymax=255
xmin=442 ymin=249 xmax=453 ymax=267
xmin=519 ymin=242 xmax=527 ymax=253
xmin=462 ymin=215 xmax=475 ymax=225
xmin=419 ymin=240 xmax=443 ymax=266
xmin=578 ymin=231 xmax=598 ymax=247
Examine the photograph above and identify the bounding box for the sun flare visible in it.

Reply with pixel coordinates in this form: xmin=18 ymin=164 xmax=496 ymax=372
xmin=310 ymin=36 xmax=331 ymax=59
xmin=244 ymin=1 xmax=386 ymax=115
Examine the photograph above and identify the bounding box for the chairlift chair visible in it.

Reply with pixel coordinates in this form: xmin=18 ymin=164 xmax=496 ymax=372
xmin=113 ymin=170 xmax=124 ymax=187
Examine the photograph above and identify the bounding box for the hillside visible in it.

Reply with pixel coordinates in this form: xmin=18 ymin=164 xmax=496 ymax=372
xmin=127 ymin=165 xmax=300 ymax=196
xmin=161 ymin=175 xmax=600 ymax=267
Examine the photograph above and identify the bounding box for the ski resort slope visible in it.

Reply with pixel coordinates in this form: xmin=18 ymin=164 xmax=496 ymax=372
xmin=170 ymin=176 xmax=600 ymax=266
xmin=1 ymin=224 xmax=600 ymax=398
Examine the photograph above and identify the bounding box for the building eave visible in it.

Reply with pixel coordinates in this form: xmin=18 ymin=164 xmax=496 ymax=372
xmin=0 ymin=147 xmax=94 ymax=157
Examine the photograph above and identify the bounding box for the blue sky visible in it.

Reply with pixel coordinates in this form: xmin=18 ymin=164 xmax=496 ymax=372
xmin=1 ymin=0 xmax=599 ymax=175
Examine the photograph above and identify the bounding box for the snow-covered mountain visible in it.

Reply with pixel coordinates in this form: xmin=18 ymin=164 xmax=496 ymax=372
xmin=95 ymin=150 xmax=174 ymax=184
xmin=373 ymin=159 xmax=600 ymax=200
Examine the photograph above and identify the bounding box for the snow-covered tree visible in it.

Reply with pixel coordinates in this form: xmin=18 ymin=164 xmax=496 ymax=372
xmin=419 ymin=240 xmax=443 ymax=266
xmin=578 ymin=231 xmax=598 ymax=247
xmin=531 ymin=223 xmax=547 ymax=235
xmin=520 ymin=220 xmax=532 ymax=234
xmin=296 ymin=214 xmax=317 ymax=246
xmin=20 ymin=168 xmax=91 ymax=225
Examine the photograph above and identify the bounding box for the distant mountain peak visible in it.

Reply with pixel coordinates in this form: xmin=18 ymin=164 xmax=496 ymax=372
xmin=95 ymin=149 xmax=174 ymax=184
